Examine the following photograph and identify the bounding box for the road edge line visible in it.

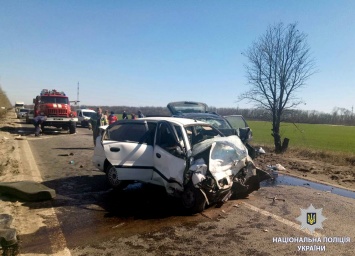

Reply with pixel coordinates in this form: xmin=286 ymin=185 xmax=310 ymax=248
xmin=18 ymin=138 xmax=71 ymax=256
xmin=241 ymin=202 xmax=323 ymax=237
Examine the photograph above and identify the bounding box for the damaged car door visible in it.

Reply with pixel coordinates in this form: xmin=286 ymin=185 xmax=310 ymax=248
xmin=101 ymin=121 xmax=155 ymax=189
xmin=153 ymin=121 xmax=187 ymax=192
xmin=223 ymin=115 xmax=252 ymax=144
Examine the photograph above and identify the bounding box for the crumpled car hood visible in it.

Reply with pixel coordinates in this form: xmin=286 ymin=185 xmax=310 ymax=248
xmin=192 ymin=135 xmax=247 ymax=158
xmin=190 ymin=135 xmax=250 ymax=187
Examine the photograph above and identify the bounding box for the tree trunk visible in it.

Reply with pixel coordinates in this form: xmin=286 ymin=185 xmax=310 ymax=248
xmin=281 ymin=138 xmax=290 ymax=152
xmin=273 ymin=132 xmax=282 ymax=153
xmin=272 ymin=112 xmax=282 ymax=153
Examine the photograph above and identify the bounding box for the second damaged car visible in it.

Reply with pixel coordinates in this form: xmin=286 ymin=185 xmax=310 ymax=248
xmin=93 ymin=117 xmax=270 ymax=214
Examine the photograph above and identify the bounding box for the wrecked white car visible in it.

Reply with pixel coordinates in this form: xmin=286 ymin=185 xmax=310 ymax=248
xmin=93 ymin=117 xmax=270 ymax=213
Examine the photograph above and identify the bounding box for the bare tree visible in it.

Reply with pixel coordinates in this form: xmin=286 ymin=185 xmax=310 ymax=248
xmin=240 ymin=22 xmax=316 ymax=153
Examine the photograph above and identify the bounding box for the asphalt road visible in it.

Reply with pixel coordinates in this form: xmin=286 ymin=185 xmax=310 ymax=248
xmin=16 ymin=122 xmax=355 ymax=255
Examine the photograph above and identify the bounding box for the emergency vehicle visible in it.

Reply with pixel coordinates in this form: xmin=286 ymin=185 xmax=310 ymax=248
xmin=33 ymin=89 xmax=78 ymax=134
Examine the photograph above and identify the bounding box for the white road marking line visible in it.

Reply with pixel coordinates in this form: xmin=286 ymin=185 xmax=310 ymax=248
xmin=241 ymin=202 xmax=323 ymax=237
xmin=19 ymin=137 xmax=71 ymax=255
xmin=27 ymin=135 xmax=67 ymax=140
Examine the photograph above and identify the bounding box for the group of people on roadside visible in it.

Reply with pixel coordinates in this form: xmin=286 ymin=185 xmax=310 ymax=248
xmin=90 ymin=108 xmax=145 ymax=145
xmin=122 ymin=110 xmax=144 ymax=120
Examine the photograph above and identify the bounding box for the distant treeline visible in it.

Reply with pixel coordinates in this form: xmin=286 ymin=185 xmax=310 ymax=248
xmin=214 ymin=107 xmax=355 ymax=126
xmin=77 ymin=105 xmax=171 ymax=117
xmin=76 ymin=105 xmax=355 ymax=126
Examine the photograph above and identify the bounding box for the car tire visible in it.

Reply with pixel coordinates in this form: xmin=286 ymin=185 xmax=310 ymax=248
xmin=181 ymin=182 xmax=206 ymax=214
xmin=69 ymin=122 xmax=76 ymax=134
xmin=106 ymin=164 xmax=126 ymax=190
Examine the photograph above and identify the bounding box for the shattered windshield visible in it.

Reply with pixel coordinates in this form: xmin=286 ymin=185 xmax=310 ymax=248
xmin=184 ymin=124 xmax=221 ymax=147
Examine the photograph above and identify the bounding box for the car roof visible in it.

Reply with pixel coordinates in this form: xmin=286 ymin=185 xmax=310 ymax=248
xmin=224 ymin=114 xmax=244 ymax=117
xmin=175 ymin=112 xmax=225 ymax=120
xmin=78 ymin=109 xmax=96 ymax=112
xmin=118 ymin=116 xmax=208 ymax=126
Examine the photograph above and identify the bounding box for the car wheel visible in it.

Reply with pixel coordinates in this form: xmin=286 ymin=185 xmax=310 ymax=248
xmin=106 ymin=164 xmax=126 ymax=190
xmin=181 ymin=182 xmax=206 ymax=214
xmin=69 ymin=122 xmax=76 ymax=134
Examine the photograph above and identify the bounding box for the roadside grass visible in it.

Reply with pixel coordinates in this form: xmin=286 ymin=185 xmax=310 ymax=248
xmin=249 ymin=121 xmax=355 ymax=165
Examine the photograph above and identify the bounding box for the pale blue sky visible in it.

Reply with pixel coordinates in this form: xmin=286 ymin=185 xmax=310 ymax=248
xmin=1 ymin=0 xmax=354 ymax=113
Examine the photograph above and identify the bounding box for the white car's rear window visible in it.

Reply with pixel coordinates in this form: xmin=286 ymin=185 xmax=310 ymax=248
xmin=107 ymin=123 xmax=148 ymax=143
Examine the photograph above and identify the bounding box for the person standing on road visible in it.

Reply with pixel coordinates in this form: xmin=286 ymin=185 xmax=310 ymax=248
xmin=122 ymin=110 xmax=128 ymax=120
xmin=108 ymin=111 xmax=118 ymax=125
xmin=89 ymin=107 xmax=106 ymax=145
xmin=102 ymin=110 xmax=109 ymax=125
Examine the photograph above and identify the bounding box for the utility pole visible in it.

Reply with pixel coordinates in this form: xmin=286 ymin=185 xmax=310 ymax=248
xmin=77 ymin=82 xmax=80 ymax=107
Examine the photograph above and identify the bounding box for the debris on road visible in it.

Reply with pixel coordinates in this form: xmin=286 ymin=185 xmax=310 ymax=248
xmin=0 ymin=181 xmax=56 ymax=201
xmin=266 ymin=196 xmax=286 ymax=202
xmin=0 ymin=214 xmax=18 ymax=254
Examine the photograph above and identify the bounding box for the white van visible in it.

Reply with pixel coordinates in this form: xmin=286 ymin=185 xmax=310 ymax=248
xmin=76 ymin=109 xmax=96 ymax=127
xmin=15 ymin=101 xmax=25 ymax=112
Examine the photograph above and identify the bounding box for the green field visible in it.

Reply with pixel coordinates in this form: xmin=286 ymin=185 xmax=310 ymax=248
xmin=249 ymin=121 xmax=355 ymax=154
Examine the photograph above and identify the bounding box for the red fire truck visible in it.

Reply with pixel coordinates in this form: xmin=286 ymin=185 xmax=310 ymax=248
xmin=33 ymin=89 xmax=78 ymax=134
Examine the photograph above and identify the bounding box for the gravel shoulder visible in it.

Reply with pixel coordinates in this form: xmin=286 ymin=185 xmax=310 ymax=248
xmin=0 ymin=110 xmax=69 ymax=255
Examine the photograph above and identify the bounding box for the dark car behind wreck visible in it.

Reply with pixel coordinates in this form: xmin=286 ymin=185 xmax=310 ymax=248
xmin=167 ymin=101 xmax=260 ymax=158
